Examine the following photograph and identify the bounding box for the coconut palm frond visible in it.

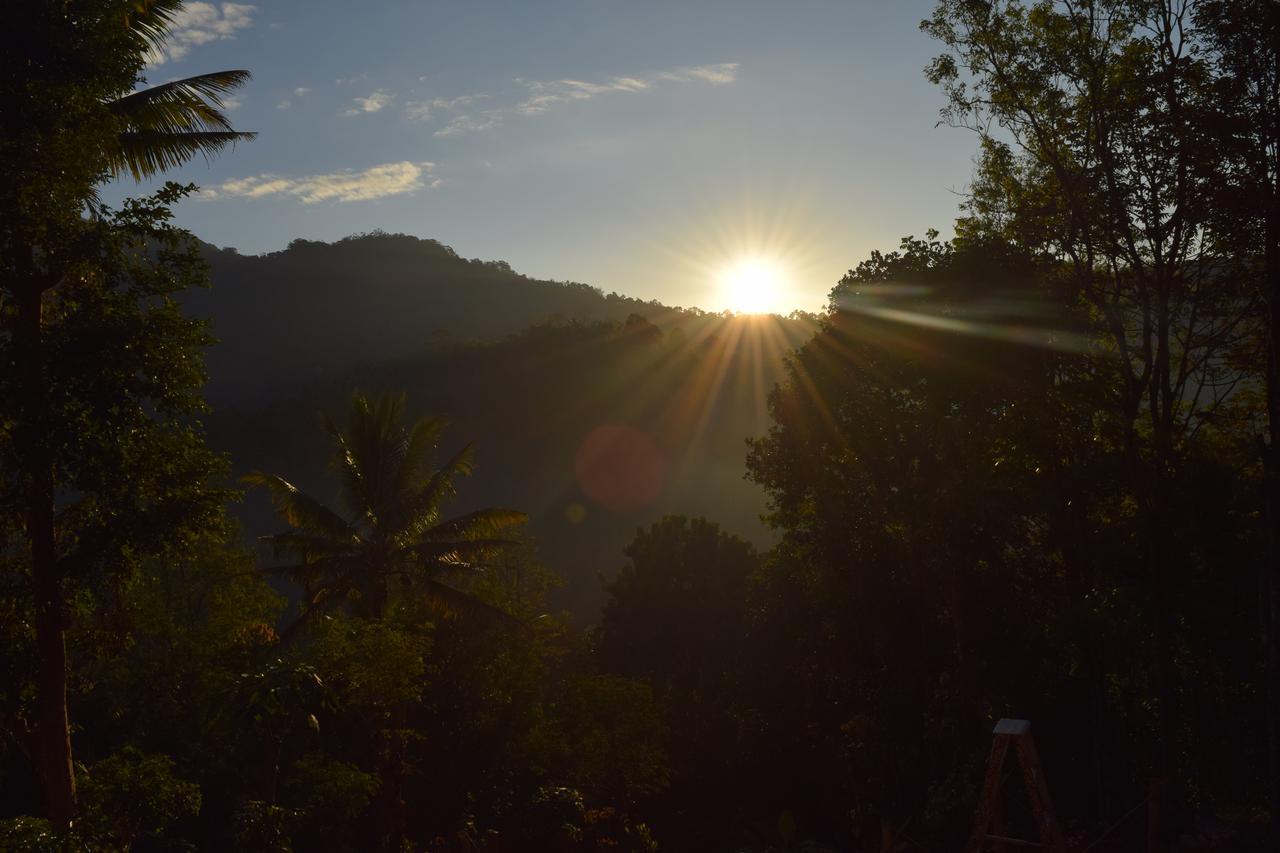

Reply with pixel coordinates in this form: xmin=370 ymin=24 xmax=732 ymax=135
xmin=407 ymin=539 xmax=522 ymax=569
xmin=417 ymin=579 xmax=530 ymax=633
xmin=258 ymin=533 xmax=354 ymax=566
xmin=393 ymin=445 xmax=476 ymax=538
xmin=327 ymin=396 xmax=404 ymax=523
xmin=322 ymin=412 xmax=372 ymax=525
xmin=422 ymin=444 xmax=475 ymax=502
xmin=110 ymin=130 xmax=256 ymax=181
xmin=422 ymin=509 xmax=528 ymax=542
xmin=395 ymin=415 xmax=449 ymax=493
xmin=125 ymin=0 xmax=187 ymax=49
xmin=243 ymin=472 xmax=353 ymax=541
xmin=109 ymin=71 xmax=253 ymax=131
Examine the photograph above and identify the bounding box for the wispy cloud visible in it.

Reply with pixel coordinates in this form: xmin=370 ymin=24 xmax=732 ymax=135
xmin=222 ymin=95 xmax=243 ymax=111
xmin=434 ymin=112 xmax=504 ymax=137
xmin=276 ymin=87 xmax=311 ymax=110
xmin=425 ymin=62 xmax=739 ymax=136
xmin=147 ymin=2 xmax=256 ymax=65
xmin=403 ymin=94 xmax=485 ymax=123
xmin=201 ymin=161 xmax=437 ymax=204
xmin=515 ymin=76 xmax=650 ymax=115
xmin=515 ymin=64 xmax=737 ymax=115
xmin=342 ymin=89 xmax=394 ymax=117
xmin=658 ymin=63 xmax=740 ymax=84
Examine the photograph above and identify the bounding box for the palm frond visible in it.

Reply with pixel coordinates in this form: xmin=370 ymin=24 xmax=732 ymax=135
xmin=392 ymin=444 xmax=475 ymax=539
xmin=125 ymin=0 xmax=187 ymax=50
xmin=109 ymin=71 xmax=253 ymax=131
xmin=325 ymin=395 xmax=402 ymax=522
xmin=424 ymin=443 xmax=475 ymax=501
xmin=416 ymin=579 xmax=530 ymax=634
xmin=257 ymin=531 xmax=353 ymax=564
xmin=305 ymin=560 xmax=384 ymax=609
xmin=323 ymin=419 xmax=376 ymax=528
xmin=243 ymin=472 xmax=353 ymax=541
xmin=350 ymin=393 xmax=409 ymax=516
xmin=105 ymin=68 xmax=255 ymax=180
xmin=407 ymin=539 xmax=522 ymax=569
xmin=109 ymin=130 xmax=257 ymax=181
xmin=422 ymin=509 xmax=528 ymax=542
xmin=395 ymin=415 xmax=449 ymax=493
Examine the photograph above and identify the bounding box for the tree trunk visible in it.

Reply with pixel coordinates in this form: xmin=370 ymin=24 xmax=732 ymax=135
xmin=18 ymin=283 xmax=75 ymax=824
xmin=1264 ymin=133 xmax=1280 ymax=841
xmin=379 ymin=708 xmax=406 ymax=853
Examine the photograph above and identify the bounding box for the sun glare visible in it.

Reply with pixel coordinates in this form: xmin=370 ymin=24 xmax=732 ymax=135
xmin=720 ymin=258 xmax=786 ymax=315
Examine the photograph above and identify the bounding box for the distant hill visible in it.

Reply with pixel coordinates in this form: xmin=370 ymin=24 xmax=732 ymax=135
xmin=194 ymin=233 xmax=820 ymax=617
xmin=192 ymin=232 xmax=691 ymax=402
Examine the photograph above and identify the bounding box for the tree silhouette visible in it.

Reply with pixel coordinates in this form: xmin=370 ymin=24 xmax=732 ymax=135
xmin=106 ymin=70 xmax=255 ymax=181
xmin=246 ymin=392 xmax=528 ymax=640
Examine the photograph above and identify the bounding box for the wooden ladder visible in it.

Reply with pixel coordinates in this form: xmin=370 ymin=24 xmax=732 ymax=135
xmin=966 ymin=719 xmax=1066 ymax=853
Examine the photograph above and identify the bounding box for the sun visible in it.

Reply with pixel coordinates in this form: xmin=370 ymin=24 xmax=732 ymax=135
xmin=719 ymin=257 xmax=785 ymax=315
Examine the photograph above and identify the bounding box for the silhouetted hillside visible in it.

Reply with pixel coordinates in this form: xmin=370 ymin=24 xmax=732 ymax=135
xmin=192 ymin=232 xmax=691 ymax=402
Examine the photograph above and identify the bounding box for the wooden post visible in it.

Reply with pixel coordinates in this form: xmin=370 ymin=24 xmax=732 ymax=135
xmin=1146 ymin=777 xmax=1169 ymax=853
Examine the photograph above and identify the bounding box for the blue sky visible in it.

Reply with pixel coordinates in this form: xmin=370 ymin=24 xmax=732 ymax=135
xmin=105 ymin=0 xmax=979 ymax=313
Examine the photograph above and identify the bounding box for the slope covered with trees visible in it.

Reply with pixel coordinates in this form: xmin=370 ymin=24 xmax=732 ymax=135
xmin=193 ymin=232 xmax=715 ymax=402
xmin=208 ymin=306 xmax=817 ymax=617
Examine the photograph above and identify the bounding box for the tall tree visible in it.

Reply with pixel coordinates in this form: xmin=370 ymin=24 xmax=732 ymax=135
xmin=922 ymin=3 xmax=1258 ymax=830
xmin=0 ymin=186 xmax=231 ymax=823
xmin=246 ymin=392 xmax=525 ymax=850
xmin=596 ymin=516 xmax=757 ymax=848
xmin=1195 ymin=0 xmax=1280 ymax=826
xmin=0 ymin=0 xmax=252 ymax=823
xmin=746 ymin=233 xmax=1073 ymax=846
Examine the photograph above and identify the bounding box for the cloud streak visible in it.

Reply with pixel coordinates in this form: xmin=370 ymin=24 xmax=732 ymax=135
xmin=147 ymin=2 xmax=256 ymax=65
xmin=403 ymin=94 xmax=486 ymax=123
xmin=434 ymin=112 xmax=504 ymax=137
xmin=515 ymin=75 xmax=651 ymax=115
xmin=515 ymin=64 xmax=738 ymax=115
xmin=426 ymin=62 xmax=739 ymax=136
xmin=201 ymin=161 xmax=437 ymax=204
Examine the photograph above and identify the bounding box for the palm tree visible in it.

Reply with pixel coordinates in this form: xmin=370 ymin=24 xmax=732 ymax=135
xmin=245 ymin=392 xmax=528 ymax=641
xmin=106 ymin=0 xmax=256 ymax=181
xmin=246 ymin=393 xmax=526 ymax=851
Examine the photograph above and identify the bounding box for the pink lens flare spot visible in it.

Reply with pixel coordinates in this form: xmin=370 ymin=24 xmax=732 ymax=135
xmin=573 ymin=424 xmax=666 ymax=513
